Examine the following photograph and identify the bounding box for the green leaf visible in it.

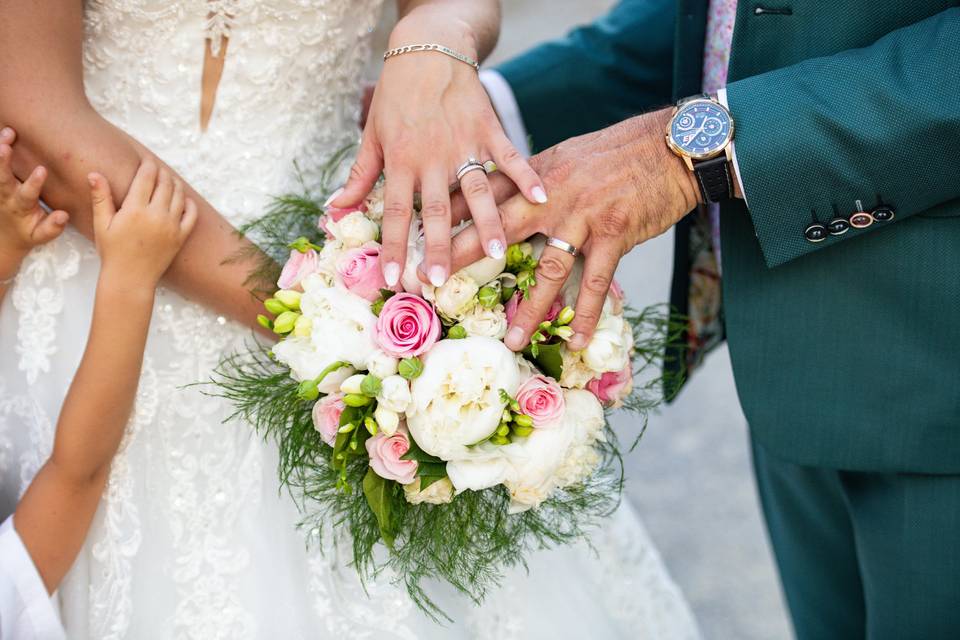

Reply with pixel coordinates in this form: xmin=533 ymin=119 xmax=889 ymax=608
xmin=416 ymin=461 xmax=447 ymax=478
xmin=523 ymin=340 xmax=564 ymax=380
xmin=379 ymin=288 xmax=398 ymax=301
xmin=362 ymin=468 xmax=396 ymax=550
xmin=401 ymin=439 xmax=444 ymax=464
xmin=418 ymin=474 xmax=446 ymax=490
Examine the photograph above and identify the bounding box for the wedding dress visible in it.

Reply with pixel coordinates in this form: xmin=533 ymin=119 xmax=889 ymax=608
xmin=0 ymin=2 xmax=701 ymax=638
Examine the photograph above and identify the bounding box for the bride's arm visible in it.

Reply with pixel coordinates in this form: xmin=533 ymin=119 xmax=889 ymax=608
xmin=395 ymin=0 xmax=501 ymax=60
xmin=0 ymin=1 xmax=268 ymax=331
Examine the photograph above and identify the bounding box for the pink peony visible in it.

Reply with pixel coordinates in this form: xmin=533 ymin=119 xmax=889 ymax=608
xmin=365 ymin=426 xmax=418 ymax=484
xmin=312 ymin=393 xmax=346 ymax=446
xmin=586 ymin=363 xmax=634 ymax=408
xmin=278 ymin=248 xmax=319 ymax=290
xmin=336 ymin=242 xmax=387 ymax=301
xmin=319 ymin=204 xmax=365 ymax=238
xmin=375 ymin=293 xmax=441 ymax=358
xmin=504 ymin=292 xmax=563 ymax=325
xmin=516 ymin=374 xmax=566 ymax=428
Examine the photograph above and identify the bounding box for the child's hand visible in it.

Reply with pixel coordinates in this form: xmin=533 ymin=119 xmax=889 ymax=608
xmin=0 ymin=127 xmax=70 ymax=280
xmin=88 ymin=160 xmax=197 ymax=288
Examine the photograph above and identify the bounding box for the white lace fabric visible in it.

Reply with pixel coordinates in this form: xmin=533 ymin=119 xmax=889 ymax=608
xmin=0 ymin=2 xmax=701 ymax=638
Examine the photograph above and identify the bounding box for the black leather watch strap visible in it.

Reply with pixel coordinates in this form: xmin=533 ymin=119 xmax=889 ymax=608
xmin=693 ymin=156 xmax=732 ymax=204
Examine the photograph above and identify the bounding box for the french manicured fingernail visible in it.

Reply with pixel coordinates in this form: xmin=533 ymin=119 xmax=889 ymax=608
xmin=323 ymin=187 xmax=344 ymax=208
xmin=531 ymin=186 xmax=548 ymax=204
xmin=428 ymin=266 xmax=447 ymax=287
xmin=505 ymin=327 xmax=525 ymax=350
xmin=488 ymin=239 xmax=505 ymax=259
xmin=569 ymin=333 xmax=587 ymax=350
xmin=0 ymin=127 xmax=12 ymax=138
xmin=383 ymin=261 xmax=401 ymax=287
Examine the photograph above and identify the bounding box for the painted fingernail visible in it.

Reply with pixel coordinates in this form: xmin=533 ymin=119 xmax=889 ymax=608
xmin=569 ymin=333 xmax=588 ymax=351
xmin=429 ymin=266 xmax=447 ymax=287
xmin=531 ymin=186 xmax=548 ymax=204
xmin=505 ymin=327 xmax=525 ymax=350
xmin=488 ymin=239 xmax=505 ymax=259
xmin=323 ymin=187 xmax=344 ymax=208
xmin=0 ymin=128 xmax=12 ymax=138
xmin=383 ymin=261 xmax=401 ymax=287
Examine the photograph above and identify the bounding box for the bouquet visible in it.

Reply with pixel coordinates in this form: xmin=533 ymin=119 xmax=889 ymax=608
xmin=212 ymin=164 xmax=681 ymax=619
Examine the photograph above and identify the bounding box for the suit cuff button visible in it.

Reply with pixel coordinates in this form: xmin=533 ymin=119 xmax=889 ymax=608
xmin=804 ymin=222 xmax=827 ymax=243
xmin=872 ymin=205 xmax=895 ymax=222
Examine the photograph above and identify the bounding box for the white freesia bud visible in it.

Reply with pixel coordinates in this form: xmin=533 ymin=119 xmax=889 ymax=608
xmin=376 ymin=375 xmax=412 ymax=413
xmin=432 ymin=272 xmax=480 ymax=320
xmin=373 ymin=404 xmax=400 ymax=436
xmin=328 ymin=211 xmax=379 ymax=248
xmin=339 ymin=373 xmax=366 ymax=395
xmin=407 ymin=337 xmax=520 ymax=460
xmin=459 ymin=304 xmax=508 ymax=340
xmin=403 ymin=477 xmax=454 ymax=505
xmin=317 ymin=365 xmax=354 ymax=394
xmin=582 ymin=314 xmax=634 ymax=373
xmin=366 ymin=350 xmax=399 ymax=378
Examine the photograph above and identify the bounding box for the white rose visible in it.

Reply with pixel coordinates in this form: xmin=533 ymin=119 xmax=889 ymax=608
xmin=363 ymin=185 xmax=385 ymax=223
xmin=403 ymin=477 xmax=454 ymax=505
xmin=328 ymin=211 xmax=378 ymax=249
xmin=377 ymin=375 xmax=411 ymax=413
xmin=400 ymin=219 xmax=426 ymax=294
xmin=459 ymin=304 xmax=508 ymax=340
xmin=429 ymin=272 xmax=479 ymax=320
xmin=298 ymin=282 xmax=378 ymax=371
xmin=366 ymin=350 xmax=399 ymax=378
xmin=582 ymin=313 xmax=634 ymax=373
xmin=339 ymin=374 xmax=366 ymax=395
xmin=374 ymin=404 xmax=400 ymax=436
xmin=406 ymin=337 xmax=520 ymax=460
xmin=558 ymin=346 xmax=598 ymax=389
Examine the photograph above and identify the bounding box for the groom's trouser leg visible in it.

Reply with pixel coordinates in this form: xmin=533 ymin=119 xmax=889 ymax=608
xmin=751 ymin=438 xmax=960 ymax=640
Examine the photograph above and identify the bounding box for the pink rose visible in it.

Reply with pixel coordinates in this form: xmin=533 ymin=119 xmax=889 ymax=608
xmin=278 ymin=248 xmax=319 ymax=290
xmin=312 ymin=393 xmax=346 ymax=446
xmin=336 ymin=243 xmax=387 ymax=301
xmin=516 ymin=374 xmax=566 ymax=428
xmin=375 ymin=293 xmax=441 ymax=358
xmin=586 ymin=363 xmax=634 ymax=408
xmin=365 ymin=426 xmax=418 ymax=484
xmin=319 ymin=204 xmax=365 ymax=238
xmin=504 ymin=292 xmax=563 ymax=325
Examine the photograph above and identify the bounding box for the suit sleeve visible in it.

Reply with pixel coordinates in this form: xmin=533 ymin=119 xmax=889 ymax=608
xmin=726 ymin=8 xmax=960 ymax=268
xmin=495 ymin=0 xmax=676 ymax=151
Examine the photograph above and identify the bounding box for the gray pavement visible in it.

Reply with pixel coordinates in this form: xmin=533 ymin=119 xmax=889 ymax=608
xmin=375 ymin=2 xmax=793 ymax=638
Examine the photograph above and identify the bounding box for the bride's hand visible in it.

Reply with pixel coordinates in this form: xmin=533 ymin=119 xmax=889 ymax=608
xmin=329 ymin=13 xmax=546 ymax=289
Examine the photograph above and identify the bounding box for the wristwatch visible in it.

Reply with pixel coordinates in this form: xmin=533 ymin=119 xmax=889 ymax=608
xmin=665 ymin=94 xmax=735 ymax=204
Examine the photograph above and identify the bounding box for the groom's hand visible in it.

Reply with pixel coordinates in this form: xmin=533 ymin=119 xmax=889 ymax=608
xmin=449 ymin=107 xmax=701 ymax=351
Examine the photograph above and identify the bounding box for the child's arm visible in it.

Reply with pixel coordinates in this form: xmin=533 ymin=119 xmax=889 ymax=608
xmin=0 ymin=127 xmax=69 ymax=303
xmin=13 ymin=160 xmax=197 ymax=592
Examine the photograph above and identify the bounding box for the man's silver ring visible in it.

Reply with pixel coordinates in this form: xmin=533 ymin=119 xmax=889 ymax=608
xmin=545 ymin=237 xmax=579 ymax=257
xmin=456 ymin=157 xmax=487 ymax=181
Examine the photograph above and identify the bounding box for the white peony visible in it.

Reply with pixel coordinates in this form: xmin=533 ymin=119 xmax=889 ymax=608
xmin=297 ymin=281 xmax=378 ymax=371
xmin=459 ymin=304 xmax=508 ymax=340
xmin=427 ymin=272 xmax=479 ymax=320
xmin=313 ymin=241 xmax=344 ymax=286
xmin=400 ymin=219 xmax=426 ymax=294
xmin=403 ymin=477 xmax=454 ymax=505
xmin=444 ymin=390 xmax=605 ymax=512
xmin=582 ymin=313 xmax=634 ymax=373
xmin=271 ymin=337 xmax=357 ymax=390
xmin=327 ymin=211 xmax=379 ymax=249
xmin=374 ymin=404 xmax=400 ymax=436
xmin=363 ymin=185 xmax=385 ymax=223
xmin=377 ymin=375 xmax=411 ymax=413
xmin=406 ymin=337 xmax=520 ymax=460
xmin=366 ymin=349 xmax=399 ymax=379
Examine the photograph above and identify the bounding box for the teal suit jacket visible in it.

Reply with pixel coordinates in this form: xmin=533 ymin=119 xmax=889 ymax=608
xmin=496 ymin=1 xmax=960 ymax=473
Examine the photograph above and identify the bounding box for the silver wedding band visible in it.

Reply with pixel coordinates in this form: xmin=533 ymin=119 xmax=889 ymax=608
xmin=546 ymin=236 xmax=579 ymax=257
xmin=456 ymin=157 xmax=486 ymax=182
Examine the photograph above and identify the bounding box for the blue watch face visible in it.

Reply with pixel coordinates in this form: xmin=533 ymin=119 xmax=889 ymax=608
xmin=670 ymin=100 xmax=732 ymax=158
